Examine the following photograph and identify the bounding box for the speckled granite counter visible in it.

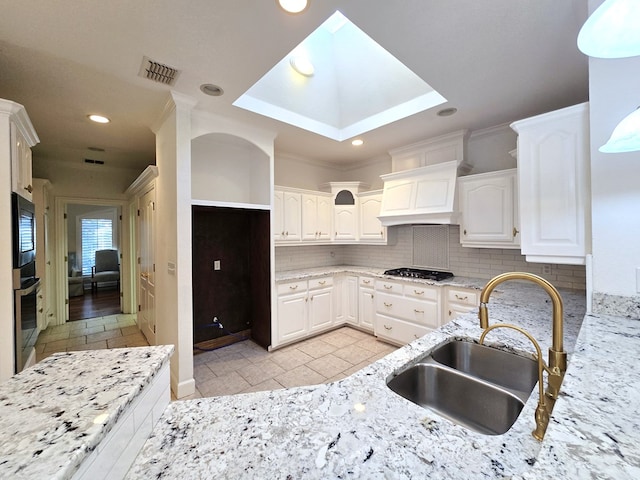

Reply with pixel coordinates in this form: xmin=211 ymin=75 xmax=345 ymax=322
xmin=0 ymin=345 xmax=173 ymax=480
xmin=125 ymin=280 xmax=640 ymax=479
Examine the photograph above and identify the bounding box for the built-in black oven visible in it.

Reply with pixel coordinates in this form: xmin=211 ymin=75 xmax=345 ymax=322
xmin=11 ymin=192 xmax=40 ymax=373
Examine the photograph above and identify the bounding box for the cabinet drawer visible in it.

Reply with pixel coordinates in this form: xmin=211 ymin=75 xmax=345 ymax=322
xmin=447 ymin=288 xmax=479 ymax=307
xmin=375 ymin=314 xmax=431 ymax=345
xmin=359 ymin=276 xmax=375 ymax=288
xmin=375 ymin=280 xmax=403 ymax=294
xmin=277 ymin=280 xmax=307 ymax=295
xmin=403 ymin=284 xmax=439 ymax=301
xmin=399 ymin=297 xmax=440 ymax=329
xmin=308 ymin=276 xmax=333 ymax=290
xmin=376 ymin=292 xmax=402 ymax=316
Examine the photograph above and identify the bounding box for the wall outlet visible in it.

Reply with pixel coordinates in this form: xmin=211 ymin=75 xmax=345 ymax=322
xmin=542 ymin=264 xmax=552 ymax=275
xmin=214 ymin=260 xmax=221 ymax=271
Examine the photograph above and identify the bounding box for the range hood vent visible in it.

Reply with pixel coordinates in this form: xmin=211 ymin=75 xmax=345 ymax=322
xmin=138 ymin=56 xmax=180 ymax=86
xmin=378 ymin=160 xmax=470 ymax=226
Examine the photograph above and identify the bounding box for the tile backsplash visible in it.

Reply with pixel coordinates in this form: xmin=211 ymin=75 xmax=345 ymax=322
xmin=275 ymin=225 xmax=586 ymax=291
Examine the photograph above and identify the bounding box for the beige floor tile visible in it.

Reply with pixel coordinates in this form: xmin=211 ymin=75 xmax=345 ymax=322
xmin=43 ymin=335 xmax=87 ymax=353
xmin=341 ymin=328 xmax=373 ymax=340
xmin=36 ymin=351 xmax=58 ymax=362
xmin=239 ymin=343 xmax=272 ymax=364
xmin=296 ymin=339 xmax=337 ymax=359
xmin=67 ymin=321 xmax=88 ymax=330
xmin=86 ymin=329 xmax=123 ymax=343
xmin=107 ymin=332 xmax=147 ymax=349
xmin=198 ymin=371 xmax=251 ymax=397
xmin=321 ymin=331 xmax=359 ymax=348
xmin=236 ymin=359 xmax=286 ymax=386
xmin=120 ymin=325 xmax=140 ymax=336
xmin=206 ymin=353 xmax=252 ymax=376
xmin=354 ymin=337 xmax=397 ymax=354
xmin=36 ymin=330 xmax=70 ymax=344
xmin=241 ymin=378 xmax=284 ymax=394
xmin=332 ymin=345 xmax=376 ymax=365
xmin=270 ymin=349 xmax=314 ymax=370
xmin=306 ymin=354 xmax=353 ymax=378
xmin=194 ymin=363 xmax=217 ymax=383
xmin=193 ymin=349 xmax=221 ymax=366
xmin=68 ymin=340 xmax=108 ymax=351
xmin=72 ymin=325 xmax=106 ymax=337
xmin=275 ymin=365 xmax=326 ymax=388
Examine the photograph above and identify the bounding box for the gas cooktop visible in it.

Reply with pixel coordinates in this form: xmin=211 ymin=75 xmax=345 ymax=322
xmin=383 ymin=268 xmax=454 ymax=281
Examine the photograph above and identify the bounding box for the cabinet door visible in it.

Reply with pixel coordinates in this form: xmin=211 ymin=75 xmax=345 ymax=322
xmin=359 ymin=194 xmax=385 ymax=241
xmin=277 ymin=292 xmax=308 ymax=342
xmin=11 ymin=124 xmax=33 ymax=201
xmin=459 ymin=170 xmax=518 ymax=247
xmin=309 ymin=287 xmax=333 ymax=332
xmin=358 ymin=288 xmax=375 ymax=331
xmin=315 ymin=195 xmax=332 ymax=240
xmin=334 ymin=206 xmax=357 ymax=240
xmin=512 ymin=103 xmax=590 ymax=264
xmin=345 ymin=275 xmax=358 ymax=325
xmin=301 ymin=194 xmax=318 ymax=241
xmin=273 ymin=191 xmax=284 ymax=241
xmin=282 ymin=192 xmax=302 ymax=242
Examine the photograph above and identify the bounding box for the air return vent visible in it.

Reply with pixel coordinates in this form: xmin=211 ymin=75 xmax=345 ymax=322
xmin=84 ymin=159 xmax=104 ymax=165
xmin=138 ymin=56 xmax=180 ymax=86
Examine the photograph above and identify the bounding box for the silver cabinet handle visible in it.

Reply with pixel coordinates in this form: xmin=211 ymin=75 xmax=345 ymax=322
xmin=414 ymin=309 xmax=424 ymax=314
xmin=383 ymin=302 xmax=392 ymax=307
xmin=289 ymin=285 xmax=298 ymax=290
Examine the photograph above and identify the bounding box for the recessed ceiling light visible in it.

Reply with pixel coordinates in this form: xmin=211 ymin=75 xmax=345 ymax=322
xmin=437 ymin=107 xmax=457 ymax=117
xmin=88 ymin=114 xmax=110 ymax=124
xmin=289 ymin=57 xmax=314 ymax=77
xmin=277 ymin=0 xmax=308 ymax=14
xmin=200 ymin=84 xmax=224 ymax=96
xmin=351 ymin=139 xmax=364 ymax=146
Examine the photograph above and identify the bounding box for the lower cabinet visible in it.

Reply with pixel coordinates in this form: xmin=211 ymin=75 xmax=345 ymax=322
xmin=374 ymin=280 xmax=442 ymax=346
xmin=276 ymin=277 xmax=334 ymax=345
xmin=445 ymin=286 xmax=480 ymax=323
xmin=357 ymin=276 xmax=375 ymax=332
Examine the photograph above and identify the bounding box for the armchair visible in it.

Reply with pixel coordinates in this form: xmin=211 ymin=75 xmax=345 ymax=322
xmin=91 ymin=249 xmax=120 ymax=293
xmin=68 ymin=251 xmax=84 ymax=297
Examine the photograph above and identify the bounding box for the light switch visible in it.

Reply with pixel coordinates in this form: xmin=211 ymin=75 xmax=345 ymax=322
xmin=214 ymin=260 xmax=221 ymax=271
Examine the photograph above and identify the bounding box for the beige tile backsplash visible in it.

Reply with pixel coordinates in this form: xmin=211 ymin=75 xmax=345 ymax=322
xmin=275 ymin=225 xmax=586 ymax=291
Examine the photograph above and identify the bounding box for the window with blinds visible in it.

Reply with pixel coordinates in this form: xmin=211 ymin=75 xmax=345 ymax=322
xmin=81 ymin=218 xmax=114 ymax=276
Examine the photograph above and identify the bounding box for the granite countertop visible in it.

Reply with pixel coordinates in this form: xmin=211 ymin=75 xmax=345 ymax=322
xmin=125 ymin=278 xmax=640 ymax=479
xmin=0 ymin=345 xmax=174 ymax=480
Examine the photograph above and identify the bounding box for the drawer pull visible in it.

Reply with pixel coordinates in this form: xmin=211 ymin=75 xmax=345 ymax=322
xmin=363 ymin=279 xmax=371 ymax=284
xmin=383 ymin=284 xmax=393 ymax=290
xmin=414 ymin=309 xmax=424 ymax=314
xmin=455 ymin=294 xmax=468 ymax=301
xmin=414 ymin=334 xmax=420 ymax=339
xmin=414 ymin=290 xmax=424 ymax=295
xmin=319 ymin=280 xmax=326 ymax=285
xmin=289 ymin=285 xmax=298 ymax=290
xmin=384 ymin=324 xmax=392 ymax=330
xmin=384 ymin=302 xmax=393 ymax=307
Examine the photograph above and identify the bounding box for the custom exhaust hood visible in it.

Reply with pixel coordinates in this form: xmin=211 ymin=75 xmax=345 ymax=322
xmin=378 ymin=160 xmax=471 ymax=226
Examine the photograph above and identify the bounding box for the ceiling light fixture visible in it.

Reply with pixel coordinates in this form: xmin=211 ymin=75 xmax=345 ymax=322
xmin=577 ymin=0 xmax=640 ymax=58
xmin=599 ymin=106 xmax=640 ymax=153
xmin=200 ymin=84 xmax=224 ymax=96
xmin=88 ymin=114 xmax=110 ymax=124
xmin=437 ymin=107 xmax=457 ymax=117
xmin=289 ymin=57 xmax=314 ymax=77
xmin=277 ymin=0 xmax=308 ymax=14
xmin=351 ymin=139 xmax=364 ymax=146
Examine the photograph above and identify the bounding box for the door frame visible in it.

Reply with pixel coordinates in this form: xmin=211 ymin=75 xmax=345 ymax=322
xmin=53 ymin=196 xmax=131 ymax=325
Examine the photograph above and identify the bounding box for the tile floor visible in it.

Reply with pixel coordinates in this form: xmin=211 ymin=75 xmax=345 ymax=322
xmin=35 ymin=317 xmax=398 ymax=401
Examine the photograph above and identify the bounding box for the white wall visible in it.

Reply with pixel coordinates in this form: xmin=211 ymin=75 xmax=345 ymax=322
xmin=466 ymin=124 xmax=517 ymax=174
xmin=588 ymin=29 xmax=640 ymax=300
xmin=341 ymin=155 xmax=391 ymax=190
xmin=275 ymin=153 xmax=344 ymax=190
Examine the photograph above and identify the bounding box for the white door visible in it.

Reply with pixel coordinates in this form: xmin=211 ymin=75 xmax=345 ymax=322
xmin=139 ymin=186 xmax=156 ymax=344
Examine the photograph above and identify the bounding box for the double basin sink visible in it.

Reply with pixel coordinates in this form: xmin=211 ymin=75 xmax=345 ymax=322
xmin=387 ymin=340 xmax=538 ymax=435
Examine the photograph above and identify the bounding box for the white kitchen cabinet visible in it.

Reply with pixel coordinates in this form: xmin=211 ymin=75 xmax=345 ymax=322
xmin=308 ymin=277 xmax=333 ymax=333
xmin=389 ymin=130 xmax=468 ymax=172
xmin=334 ymin=204 xmax=357 ymax=241
xmin=344 ymin=275 xmax=358 ymax=326
xmin=511 ymin=102 xmax=591 ymax=265
xmin=358 ymin=276 xmax=375 ymax=332
xmin=458 ymin=169 xmax=520 ymax=248
xmin=276 ymin=280 xmax=308 ymax=344
xmin=358 ymin=190 xmax=386 ymax=243
xmin=301 ymin=193 xmax=332 ymax=241
xmin=444 ymin=286 xmax=479 ymax=323
xmin=274 ymin=190 xmax=302 ymax=242
xmin=374 ymin=279 xmax=441 ymax=346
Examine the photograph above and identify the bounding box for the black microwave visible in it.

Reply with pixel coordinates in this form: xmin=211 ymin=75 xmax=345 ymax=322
xmin=11 ymin=193 xmax=36 ymax=269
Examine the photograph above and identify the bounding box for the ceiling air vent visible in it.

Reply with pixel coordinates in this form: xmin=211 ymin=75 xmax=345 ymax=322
xmin=138 ymin=56 xmax=180 ymax=86
xmin=84 ymin=159 xmax=104 ymax=165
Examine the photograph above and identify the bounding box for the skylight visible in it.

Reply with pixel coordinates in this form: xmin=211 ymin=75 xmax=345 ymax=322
xmin=233 ymin=11 xmax=447 ymax=141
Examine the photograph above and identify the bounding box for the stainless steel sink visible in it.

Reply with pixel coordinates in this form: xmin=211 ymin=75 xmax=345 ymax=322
xmin=430 ymin=340 xmax=538 ymax=400
xmin=386 ymin=340 xmax=539 ymax=435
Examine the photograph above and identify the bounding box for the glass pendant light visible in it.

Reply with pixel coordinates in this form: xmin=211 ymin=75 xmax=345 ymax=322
xmin=577 ymin=0 xmax=640 ymax=58
xmin=599 ymin=107 xmax=640 ymax=153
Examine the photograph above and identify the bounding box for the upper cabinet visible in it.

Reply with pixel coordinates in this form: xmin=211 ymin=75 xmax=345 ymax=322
xmin=274 ymin=190 xmax=302 ymax=242
xmin=511 ymin=102 xmax=591 ymax=265
xmin=1 ymin=99 xmax=39 ymax=202
xmin=389 ymin=130 xmax=469 ymax=172
xmin=458 ymin=169 xmax=520 ymax=249
xmin=301 ymin=193 xmax=332 ymax=241
xmin=358 ymin=190 xmax=386 ymax=243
